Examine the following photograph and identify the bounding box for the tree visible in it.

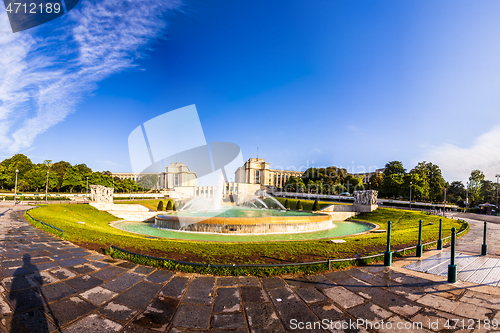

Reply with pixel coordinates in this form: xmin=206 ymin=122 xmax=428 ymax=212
xmin=381 ymin=161 xmax=406 ymax=198
xmin=403 ymin=173 xmax=429 ymax=200
xmin=480 ymin=180 xmax=496 ymax=204
xmin=312 ymin=199 xmax=320 ymax=211
xmin=62 ymin=166 xmax=83 ymax=193
xmin=296 ymin=200 xmax=303 ymax=210
xmin=284 ymin=199 xmax=290 ymax=209
xmin=157 ymin=201 xmax=164 ymax=211
xmin=469 ymin=169 xmax=485 ymax=205
xmin=448 ymin=181 xmax=465 ymax=205
xmin=284 ymin=176 xmax=305 ymax=193
xmin=369 ymin=172 xmax=383 ymax=191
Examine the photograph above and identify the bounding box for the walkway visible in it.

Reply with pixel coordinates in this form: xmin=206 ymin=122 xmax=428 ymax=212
xmin=2 ymin=207 xmax=500 ymax=332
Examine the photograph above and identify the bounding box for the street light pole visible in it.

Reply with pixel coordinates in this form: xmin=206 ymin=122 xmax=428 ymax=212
xmin=496 ymin=174 xmax=500 ymax=216
xmin=45 ymin=171 xmax=49 ymax=202
xmin=14 ymin=169 xmax=19 ymax=205
xmin=409 ymin=181 xmax=412 ymax=210
xmin=466 ymin=182 xmax=469 ymax=213
xmin=443 ymin=188 xmax=447 ymax=217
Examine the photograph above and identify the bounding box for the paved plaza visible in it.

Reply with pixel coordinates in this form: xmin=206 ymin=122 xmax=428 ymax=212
xmin=1 ymin=207 xmax=500 ymax=332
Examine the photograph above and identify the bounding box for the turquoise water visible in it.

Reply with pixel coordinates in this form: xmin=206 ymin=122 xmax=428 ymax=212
xmin=113 ymin=221 xmax=373 ymax=242
xmin=158 ymin=208 xmax=319 ymax=218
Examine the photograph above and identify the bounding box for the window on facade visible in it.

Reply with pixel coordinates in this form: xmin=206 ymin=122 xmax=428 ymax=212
xmin=255 ymin=170 xmax=260 ymax=184
xmin=174 ymin=174 xmax=179 ymax=187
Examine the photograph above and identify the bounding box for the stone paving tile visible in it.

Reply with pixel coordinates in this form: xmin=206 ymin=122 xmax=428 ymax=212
xmin=63 ymin=313 xmax=123 ymax=332
xmin=323 ymin=286 xmax=365 ymax=309
xmin=80 ymin=286 xmax=118 ymax=306
xmin=172 ymin=304 xmax=211 ymax=329
xmin=261 ymin=277 xmax=287 ymax=289
xmin=133 ymin=265 xmax=156 ymax=275
xmin=358 ymin=286 xmax=422 ymax=316
xmin=295 ymin=286 xmax=327 ymax=303
xmin=182 ymin=276 xmax=215 ymax=304
xmin=113 ymin=281 xmax=162 ymax=309
xmin=460 ymin=290 xmax=500 ymax=310
xmin=101 ymin=272 xmax=144 ymax=293
xmin=65 ymin=274 xmax=104 ymax=291
xmin=244 ymin=302 xmax=285 ymax=332
xmin=306 ymin=274 xmax=337 ymax=289
xmin=387 ymin=285 xmax=426 ymax=301
xmin=283 ymin=276 xmax=316 ymax=288
xmin=39 ymin=282 xmax=79 ymax=301
xmin=348 ymin=301 xmax=393 ymax=321
xmin=100 ymin=301 xmax=138 ymax=322
xmin=238 ymin=276 xmax=260 ymax=286
xmin=68 ymin=263 xmax=97 ymax=275
xmin=86 ymin=254 xmax=106 ymax=260
xmin=159 ymin=276 xmax=190 ymax=299
xmin=217 ymin=277 xmax=238 ymax=286
xmin=213 ymin=287 xmax=240 ymax=313
xmin=145 ymin=269 xmax=174 ymax=284
xmin=212 ymin=313 xmax=247 ymax=329
xmin=453 ymin=302 xmax=494 ymax=320
xmin=132 ymin=296 xmax=179 ymax=330
xmin=42 ymin=296 xmax=96 ymax=326
xmin=3 ymin=309 xmax=57 ymax=332
xmin=90 ymin=261 xmax=109 ymax=269
xmin=117 ymin=261 xmax=137 ymax=269
xmin=267 ymin=287 xmax=321 ymax=331
xmin=49 ymin=267 xmax=76 ymax=280
xmin=58 ymin=258 xmax=88 ymax=268
xmin=7 ymin=288 xmax=43 ymax=312
xmin=240 ymin=286 xmax=269 ymax=303
xmin=417 ymin=293 xmax=461 ymax=313
xmin=0 ymin=294 xmax=12 ymax=315
xmin=2 ymin=275 xmax=38 ymax=291
xmin=309 ymin=300 xmax=344 ymax=321
xmin=411 ymin=308 xmax=468 ymax=331
xmin=91 ymin=266 xmax=127 ymax=281
xmin=1 ymin=266 xmax=31 ymax=276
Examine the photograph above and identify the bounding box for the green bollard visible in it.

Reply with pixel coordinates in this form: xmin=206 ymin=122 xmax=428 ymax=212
xmin=482 ymin=221 xmax=488 ymax=256
xmin=384 ymin=221 xmax=392 ymax=266
xmin=448 ymin=227 xmax=457 ymax=283
xmin=437 ymin=218 xmax=443 ymax=250
xmin=416 ymin=219 xmax=423 ymax=257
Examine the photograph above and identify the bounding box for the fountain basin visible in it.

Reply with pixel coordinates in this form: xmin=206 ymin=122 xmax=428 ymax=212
xmin=155 ymin=208 xmax=333 ymax=234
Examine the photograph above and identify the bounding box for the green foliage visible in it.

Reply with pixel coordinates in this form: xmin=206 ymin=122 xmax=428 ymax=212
xmin=157 ymin=201 xmax=164 ymax=211
xmin=284 ymin=199 xmax=290 ymax=209
xmin=469 ymin=169 xmax=485 ymax=205
xmin=312 ymin=199 xmax=320 ymax=211
xmin=296 ymin=200 xmax=303 ymax=210
xmin=166 ymin=200 xmax=173 ymax=210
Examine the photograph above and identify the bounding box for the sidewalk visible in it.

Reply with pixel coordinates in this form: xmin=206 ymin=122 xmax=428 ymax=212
xmin=0 ymin=207 xmax=499 ymax=332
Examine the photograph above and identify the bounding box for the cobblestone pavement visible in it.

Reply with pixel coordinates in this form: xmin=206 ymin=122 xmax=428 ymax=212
xmin=2 ymin=207 xmax=500 ymax=332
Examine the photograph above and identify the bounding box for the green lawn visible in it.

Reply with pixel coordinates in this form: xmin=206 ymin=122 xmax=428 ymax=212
xmin=26 ymin=204 xmax=467 ymax=275
xmin=115 ymin=199 xmax=169 ymax=211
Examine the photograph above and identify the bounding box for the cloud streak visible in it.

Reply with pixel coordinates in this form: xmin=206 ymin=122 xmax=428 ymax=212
xmin=425 ymin=124 xmax=500 ymax=182
xmin=0 ymin=0 xmax=182 ymax=152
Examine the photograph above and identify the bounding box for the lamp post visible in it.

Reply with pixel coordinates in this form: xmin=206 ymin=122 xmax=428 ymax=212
xmin=466 ymin=182 xmax=469 ymax=213
xmin=45 ymin=171 xmax=49 ymax=202
xmin=86 ymin=177 xmax=89 ymax=199
xmin=14 ymin=169 xmax=19 ymax=205
xmin=496 ymin=174 xmax=500 ymax=216
xmin=369 ymin=182 xmax=371 ymax=191
xmin=409 ymin=181 xmax=412 ymax=210
xmin=443 ymin=188 xmax=447 ymax=217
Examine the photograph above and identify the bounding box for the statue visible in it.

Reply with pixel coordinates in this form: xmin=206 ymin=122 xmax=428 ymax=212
xmin=90 ymin=185 xmax=114 ymax=203
xmin=353 ymin=190 xmax=378 ymax=212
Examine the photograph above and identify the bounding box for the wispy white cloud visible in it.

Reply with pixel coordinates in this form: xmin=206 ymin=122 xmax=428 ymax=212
xmin=425 ymin=124 xmax=500 ymax=182
xmin=0 ymin=0 xmax=182 ymax=152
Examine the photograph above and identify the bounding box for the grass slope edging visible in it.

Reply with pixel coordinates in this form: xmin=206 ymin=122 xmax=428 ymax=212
xmin=24 ymin=204 xmax=469 ymax=276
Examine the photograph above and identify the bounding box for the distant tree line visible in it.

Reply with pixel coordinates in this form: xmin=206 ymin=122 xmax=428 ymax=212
xmin=283 ymin=160 xmax=497 ymax=207
xmin=0 ymin=154 xmax=141 ymax=193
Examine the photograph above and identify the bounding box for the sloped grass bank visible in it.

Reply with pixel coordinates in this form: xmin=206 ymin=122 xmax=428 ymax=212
xmin=26 ymin=204 xmax=467 ymax=275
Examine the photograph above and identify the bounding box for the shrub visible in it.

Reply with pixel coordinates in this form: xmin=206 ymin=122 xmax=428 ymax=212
xmin=166 ymin=200 xmax=173 ymax=210
xmin=284 ymin=199 xmax=290 ymax=209
xmin=296 ymin=200 xmax=303 ymax=211
xmin=157 ymin=201 xmax=164 ymax=211
xmin=312 ymin=199 xmax=320 ymax=211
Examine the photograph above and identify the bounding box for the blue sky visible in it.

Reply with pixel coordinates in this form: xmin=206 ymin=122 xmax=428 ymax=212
xmin=1 ymin=0 xmax=500 ymax=182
